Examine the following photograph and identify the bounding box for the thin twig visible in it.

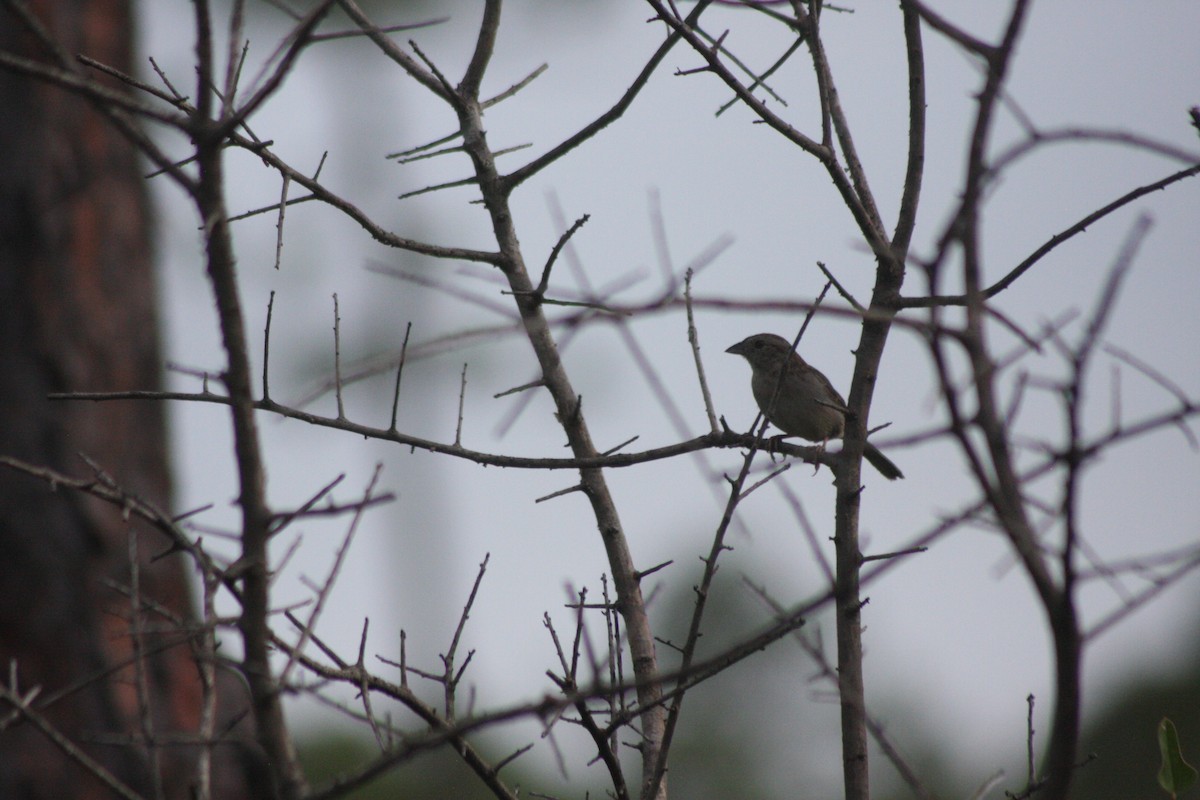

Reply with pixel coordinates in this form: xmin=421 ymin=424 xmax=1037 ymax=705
xmin=273 ymin=173 xmax=291 ymax=270
xmin=263 ymin=291 xmax=275 ymax=402
xmin=455 ymin=363 xmax=468 ymax=447
xmin=76 ymin=53 xmax=184 ymax=105
xmin=442 ymin=554 xmax=491 ymax=721
xmin=332 ymin=293 xmax=346 ymax=420
xmin=387 ymin=130 xmax=461 ymax=160
xmin=0 ymin=684 xmax=143 ymax=800
xmin=126 ymin=529 xmax=165 ymax=800
xmin=482 ymin=62 xmax=548 ymax=109
xmin=537 ymin=213 xmax=591 ymax=297
xmin=280 ymin=466 xmax=383 ymax=688
xmin=685 ymin=269 xmax=720 ymax=434
xmin=389 ymin=322 xmax=412 ymax=432
xmin=356 ymin=619 xmax=387 ymax=751
xmin=309 ymin=18 xmax=447 ymax=43
xmin=1025 ymin=693 xmax=1037 ymax=790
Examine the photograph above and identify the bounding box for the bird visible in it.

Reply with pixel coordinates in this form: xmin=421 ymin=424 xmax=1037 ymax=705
xmin=725 ymin=332 xmax=904 ymax=480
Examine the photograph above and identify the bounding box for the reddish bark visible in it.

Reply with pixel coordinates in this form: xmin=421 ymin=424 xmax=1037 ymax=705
xmin=0 ymin=3 xmax=255 ymax=796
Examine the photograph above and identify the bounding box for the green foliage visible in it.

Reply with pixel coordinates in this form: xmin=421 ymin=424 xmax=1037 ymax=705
xmin=298 ymin=732 xmax=502 ymax=800
xmin=1158 ymin=718 xmax=1198 ymax=799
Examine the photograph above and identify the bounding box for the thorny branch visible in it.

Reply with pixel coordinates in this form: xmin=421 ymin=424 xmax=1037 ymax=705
xmin=2 ymin=1 xmax=1197 ymax=799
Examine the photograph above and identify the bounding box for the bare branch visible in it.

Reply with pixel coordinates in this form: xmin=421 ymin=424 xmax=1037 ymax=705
xmin=0 ymin=682 xmax=144 ymax=800
xmin=336 ymin=0 xmax=452 ymax=101
xmin=482 ymin=62 xmax=548 ymax=109
xmin=902 ymin=164 xmax=1200 ymax=308
xmin=332 ymin=293 xmax=346 ymax=420
xmin=504 ymin=1 xmax=709 ymax=190
xmin=455 ymin=363 xmax=469 ymax=447
xmin=685 ymin=269 xmax=720 ymax=434
xmin=389 ymin=322 xmax=413 ymax=432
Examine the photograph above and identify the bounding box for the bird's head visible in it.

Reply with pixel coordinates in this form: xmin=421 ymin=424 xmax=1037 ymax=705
xmin=725 ymin=333 xmax=795 ymax=371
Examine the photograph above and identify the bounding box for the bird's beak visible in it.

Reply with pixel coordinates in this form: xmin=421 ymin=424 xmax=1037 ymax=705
xmin=725 ymin=342 xmax=744 ymax=356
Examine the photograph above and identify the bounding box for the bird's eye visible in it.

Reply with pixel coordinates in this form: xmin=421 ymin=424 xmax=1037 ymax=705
xmin=753 ymin=340 xmax=763 ymax=349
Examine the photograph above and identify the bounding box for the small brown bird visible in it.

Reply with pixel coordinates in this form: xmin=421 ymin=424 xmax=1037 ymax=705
xmin=726 ymin=332 xmax=904 ymax=480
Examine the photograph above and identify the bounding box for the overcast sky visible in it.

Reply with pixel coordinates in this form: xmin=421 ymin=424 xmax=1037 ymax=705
xmin=141 ymin=2 xmax=1200 ymax=795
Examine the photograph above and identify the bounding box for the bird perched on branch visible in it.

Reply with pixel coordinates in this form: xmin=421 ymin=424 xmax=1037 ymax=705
xmin=726 ymin=332 xmax=904 ymax=480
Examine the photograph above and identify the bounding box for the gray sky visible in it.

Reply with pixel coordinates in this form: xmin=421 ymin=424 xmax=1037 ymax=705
xmin=143 ymin=1 xmax=1200 ymax=795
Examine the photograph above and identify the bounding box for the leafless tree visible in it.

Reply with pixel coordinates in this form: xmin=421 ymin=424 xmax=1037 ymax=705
xmin=2 ymin=2 xmax=1197 ymax=799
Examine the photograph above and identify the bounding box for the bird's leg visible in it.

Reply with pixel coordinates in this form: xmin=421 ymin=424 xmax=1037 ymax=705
xmin=810 ymin=438 xmax=830 ymax=474
xmin=766 ymin=433 xmax=788 ymax=462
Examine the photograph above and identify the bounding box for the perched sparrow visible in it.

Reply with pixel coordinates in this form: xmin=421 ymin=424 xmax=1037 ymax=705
xmin=726 ymin=333 xmax=904 ymax=480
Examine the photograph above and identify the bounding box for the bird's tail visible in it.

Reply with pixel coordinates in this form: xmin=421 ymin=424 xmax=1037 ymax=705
xmin=864 ymin=443 xmax=904 ymax=480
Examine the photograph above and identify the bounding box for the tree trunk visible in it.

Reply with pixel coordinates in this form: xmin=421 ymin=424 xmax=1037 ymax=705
xmin=0 ymin=3 xmax=256 ymax=796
